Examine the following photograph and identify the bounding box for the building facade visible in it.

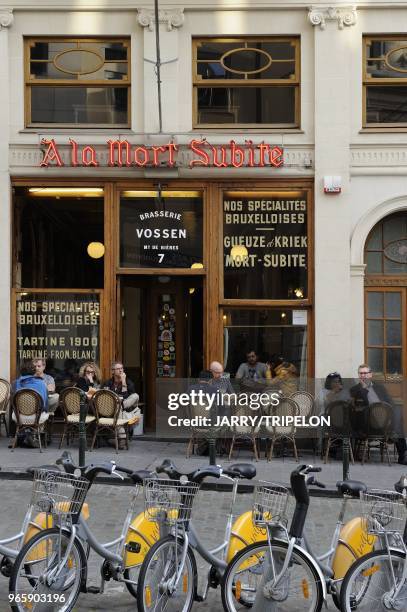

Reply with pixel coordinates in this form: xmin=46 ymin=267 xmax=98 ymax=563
xmin=2 ymin=0 xmax=407 ymax=427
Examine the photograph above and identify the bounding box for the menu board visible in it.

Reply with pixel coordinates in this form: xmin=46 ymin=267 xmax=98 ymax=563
xmin=223 ymin=192 xmax=308 ymax=300
xmin=157 ymin=294 xmax=176 ymax=377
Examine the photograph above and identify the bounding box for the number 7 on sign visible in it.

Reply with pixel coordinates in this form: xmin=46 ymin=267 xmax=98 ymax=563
xmin=158 ymin=254 xmax=165 ymax=263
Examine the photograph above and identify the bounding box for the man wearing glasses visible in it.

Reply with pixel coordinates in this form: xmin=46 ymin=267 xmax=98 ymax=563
xmin=350 ymin=363 xmax=407 ymax=465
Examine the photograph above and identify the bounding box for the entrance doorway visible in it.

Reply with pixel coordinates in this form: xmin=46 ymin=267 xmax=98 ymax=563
xmin=120 ymin=276 xmax=203 ymax=429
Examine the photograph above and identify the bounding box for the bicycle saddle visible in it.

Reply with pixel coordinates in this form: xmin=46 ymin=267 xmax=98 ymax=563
xmin=336 ymin=480 xmax=367 ymax=498
xmin=224 ymin=463 xmax=256 ymax=480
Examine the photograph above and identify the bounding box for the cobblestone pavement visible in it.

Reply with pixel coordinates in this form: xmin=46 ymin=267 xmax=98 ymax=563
xmin=0 ymin=480 xmax=363 ymax=611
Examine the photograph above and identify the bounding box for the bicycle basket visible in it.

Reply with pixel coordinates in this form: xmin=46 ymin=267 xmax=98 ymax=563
xmin=361 ymin=489 xmax=407 ymax=535
xmin=144 ymin=478 xmax=199 ymax=525
xmin=253 ymin=482 xmax=290 ymax=527
xmin=31 ymin=469 xmax=89 ymax=517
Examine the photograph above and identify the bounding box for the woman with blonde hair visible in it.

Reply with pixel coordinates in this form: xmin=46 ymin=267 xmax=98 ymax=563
xmin=76 ymin=361 xmax=101 ymax=399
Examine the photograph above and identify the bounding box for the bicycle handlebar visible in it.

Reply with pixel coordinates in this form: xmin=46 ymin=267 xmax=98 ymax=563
xmin=156 ymin=458 xmax=222 ymax=484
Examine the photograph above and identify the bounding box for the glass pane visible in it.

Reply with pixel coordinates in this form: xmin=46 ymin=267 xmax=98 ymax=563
xmin=120 ymin=193 xmax=203 ymax=268
xmin=16 ymin=292 xmax=100 ymax=390
xmin=386 ymin=348 xmax=402 ymax=374
xmin=223 ymin=192 xmax=308 ymax=300
xmin=385 ymin=292 xmax=401 ymax=317
xmin=31 ymin=61 xmax=127 ymax=80
xmin=30 ymin=41 xmax=73 ymax=60
xmin=367 ymin=320 xmax=383 ymax=345
xmin=82 ymin=42 xmax=127 ymax=61
xmin=383 ymin=216 xmax=405 ymax=244
xmin=197 ymin=41 xmax=242 ymax=61
xmin=14 ymin=186 xmax=104 ymax=289
xmin=386 ymin=320 xmax=402 ymax=345
xmin=367 ymin=292 xmax=383 ymax=317
xmin=366 ymin=59 xmax=407 ymax=79
xmin=30 ymin=86 xmax=128 ymax=125
xmin=197 ymin=86 xmax=296 ymax=125
xmin=366 ymin=224 xmax=382 ymax=250
xmin=366 ymin=251 xmax=382 ymax=273
xmin=383 ymin=257 xmax=407 ymax=274
xmin=223 ymin=309 xmax=307 ymax=380
xmin=366 ymin=86 xmax=407 ymax=124
xmin=367 ymin=348 xmax=384 ymax=374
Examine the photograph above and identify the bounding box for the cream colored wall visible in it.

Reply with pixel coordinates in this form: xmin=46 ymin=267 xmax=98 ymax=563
xmin=2 ymin=1 xmax=407 ymax=381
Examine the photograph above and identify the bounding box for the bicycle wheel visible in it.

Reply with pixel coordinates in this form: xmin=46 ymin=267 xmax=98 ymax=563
xmin=137 ymin=534 xmax=197 ymax=612
xmin=340 ymin=548 xmax=407 ymax=611
xmin=124 ymin=563 xmax=142 ymax=599
xmin=9 ymin=527 xmax=86 ymax=612
xmin=222 ymin=539 xmax=324 ymax=612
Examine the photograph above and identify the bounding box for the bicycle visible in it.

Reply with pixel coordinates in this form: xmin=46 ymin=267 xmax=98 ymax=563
xmin=0 ymin=451 xmax=90 ymax=580
xmin=136 ymin=459 xmax=258 ymax=612
xmin=221 ymin=464 xmax=373 ymax=611
xmin=340 ymin=486 xmax=407 ymax=611
xmin=8 ymin=458 xmax=152 ymax=611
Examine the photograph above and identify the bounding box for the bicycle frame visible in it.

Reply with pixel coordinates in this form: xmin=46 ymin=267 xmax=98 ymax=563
xmin=0 ymin=505 xmax=34 ymax=560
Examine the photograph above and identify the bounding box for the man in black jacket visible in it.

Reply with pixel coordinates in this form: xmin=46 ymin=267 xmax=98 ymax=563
xmin=350 ymin=363 xmax=407 ymax=464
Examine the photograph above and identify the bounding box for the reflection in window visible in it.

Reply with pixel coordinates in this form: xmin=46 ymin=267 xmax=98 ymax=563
xmin=365 ymin=290 xmax=402 ymax=377
xmin=193 ymin=37 xmax=300 ymax=127
xmin=223 ymin=191 xmax=308 ymax=299
xmin=364 ymin=36 xmax=407 ymax=125
xmin=14 ymin=187 xmax=104 ymax=288
xmin=223 ymin=309 xmax=307 ymax=379
xmin=25 ymin=38 xmax=130 ymax=126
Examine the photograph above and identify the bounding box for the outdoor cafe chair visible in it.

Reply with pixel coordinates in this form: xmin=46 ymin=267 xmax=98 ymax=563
xmin=0 ymin=378 xmax=10 ymax=436
xmin=59 ymin=386 xmax=96 ymax=449
xmin=323 ymin=400 xmax=355 ymax=464
xmin=360 ymin=401 xmax=393 ymax=465
xmin=11 ymin=388 xmax=49 ymax=452
xmin=265 ymin=396 xmax=299 ymax=462
xmin=91 ymin=389 xmax=129 ymax=454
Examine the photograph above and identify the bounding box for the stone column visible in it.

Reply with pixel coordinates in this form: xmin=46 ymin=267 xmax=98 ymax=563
xmin=0 ymin=10 xmax=13 ymax=378
xmin=137 ymin=8 xmax=184 ymax=133
xmin=350 ymin=264 xmax=366 ymax=372
xmin=309 ymin=6 xmax=357 ymax=377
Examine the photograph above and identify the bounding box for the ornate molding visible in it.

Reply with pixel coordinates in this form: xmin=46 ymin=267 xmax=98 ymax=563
xmin=0 ymin=9 xmax=13 ymax=29
xmin=351 ymin=145 xmax=407 ymax=168
xmin=137 ymin=8 xmax=184 ymax=32
xmin=364 ymin=277 xmax=407 ymax=287
xmin=308 ymin=6 xmax=357 ymax=30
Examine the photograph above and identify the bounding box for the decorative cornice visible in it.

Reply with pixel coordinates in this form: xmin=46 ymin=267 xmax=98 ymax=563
xmin=0 ymin=9 xmax=13 ymax=29
xmin=308 ymin=6 xmax=357 ymax=30
xmin=137 ymin=8 xmax=184 ymax=31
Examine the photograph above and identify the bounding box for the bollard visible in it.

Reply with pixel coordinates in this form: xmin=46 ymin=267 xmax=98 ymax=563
xmin=208 ymin=438 xmax=216 ymax=466
xmin=78 ymin=392 xmax=87 ymax=468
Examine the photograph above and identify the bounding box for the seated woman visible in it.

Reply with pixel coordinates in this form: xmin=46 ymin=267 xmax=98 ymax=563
xmin=76 ymin=361 xmax=101 ymax=400
xmin=319 ymin=372 xmax=350 ymax=412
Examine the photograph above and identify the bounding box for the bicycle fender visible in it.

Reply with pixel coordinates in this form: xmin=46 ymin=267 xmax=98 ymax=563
xmin=124 ymin=511 xmax=160 ymax=569
xmin=226 ymin=511 xmax=268 ymax=563
xmin=331 ymin=517 xmax=376 ymax=580
xmin=293 ymin=543 xmax=328 ymax=601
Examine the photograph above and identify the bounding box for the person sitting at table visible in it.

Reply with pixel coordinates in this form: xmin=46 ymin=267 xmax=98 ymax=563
xmin=350 ymin=363 xmax=407 ymax=465
xmin=32 ymin=357 xmax=59 ymax=415
xmin=103 ymin=361 xmax=140 ymax=448
xmin=76 ymin=361 xmax=101 ymax=400
xmin=266 ymin=355 xmax=298 ymax=396
xmin=235 ymin=350 xmax=267 ymax=382
xmin=12 ymin=359 xmax=49 ymax=448
xmin=319 ymin=372 xmax=351 ymax=411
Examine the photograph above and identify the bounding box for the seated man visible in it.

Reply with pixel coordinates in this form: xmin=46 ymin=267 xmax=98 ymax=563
xmin=12 ymin=360 xmax=49 ymax=448
xmin=32 ymin=357 xmax=59 ymax=414
xmin=350 ymin=363 xmax=407 ymax=465
xmin=103 ymin=361 xmax=140 ymax=447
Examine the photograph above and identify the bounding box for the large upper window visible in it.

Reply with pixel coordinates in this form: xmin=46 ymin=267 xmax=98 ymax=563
xmin=193 ymin=37 xmax=300 ymax=128
xmin=364 ymin=36 xmax=407 ymax=127
xmin=25 ymin=38 xmax=130 ymax=127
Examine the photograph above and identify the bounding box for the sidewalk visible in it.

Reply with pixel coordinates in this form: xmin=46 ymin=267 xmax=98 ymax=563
xmin=0 ymin=434 xmax=405 ymax=492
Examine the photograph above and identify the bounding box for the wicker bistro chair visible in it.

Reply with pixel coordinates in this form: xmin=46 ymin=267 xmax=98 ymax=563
xmin=360 ymin=402 xmax=393 ymax=465
xmin=11 ymin=389 xmax=49 ymax=452
xmin=0 ymin=378 xmax=10 ymax=436
xmin=265 ymin=397 xmax=300 ymax=462
xmin=323 ymin=400 xmax=355 ymax=464
xmin=59 ymin=387 xmax=96 ymax=449
xmin=228 ymin=399 xmax=260 ymax=462
xmin=290 ymin=391 xmax=315 ymax=419
xmin=186 ymin=395 xmax=219 ymax=458
xmin=91 ymin=389 xmax=129 ymax=453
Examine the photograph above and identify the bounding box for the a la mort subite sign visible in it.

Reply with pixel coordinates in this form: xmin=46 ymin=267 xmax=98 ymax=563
xmin=39 ymin=138 xmax=284 ymax=169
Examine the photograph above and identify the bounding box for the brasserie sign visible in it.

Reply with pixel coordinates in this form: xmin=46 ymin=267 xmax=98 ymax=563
xmin=39 ymin=138 xmax=284 ymax=169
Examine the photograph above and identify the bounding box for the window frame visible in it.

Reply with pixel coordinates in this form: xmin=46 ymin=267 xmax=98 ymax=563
xmin=363 ymin=34 xmax=407 ymax=128
xmin=24 ymin=37 xmax=131 ymax=129
xmin=192 ymin=36 xmax=301 ymax=129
